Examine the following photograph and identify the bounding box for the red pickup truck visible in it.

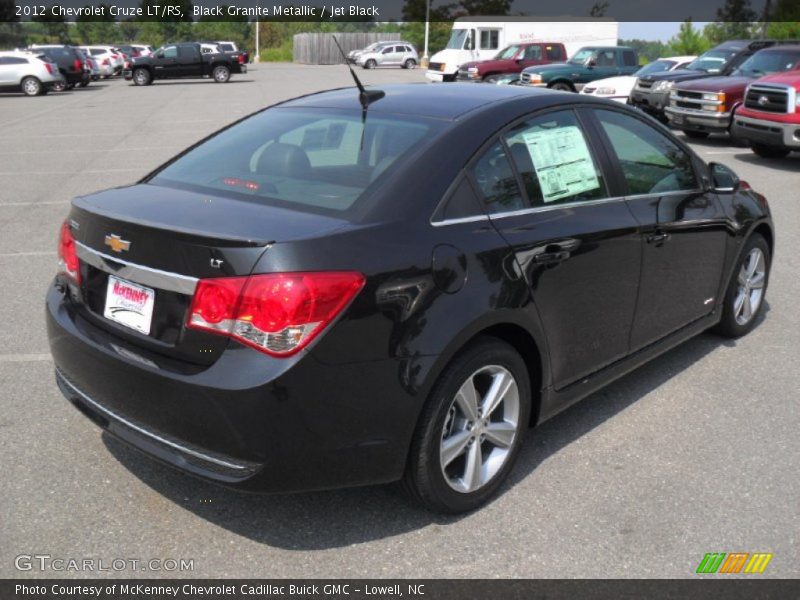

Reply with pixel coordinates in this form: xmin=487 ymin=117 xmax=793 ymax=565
xmin=732 ymin=71 xmax=800 ymax=158
xmin=456 ymin=42 xmax=567 ymax=83
xmin=664 ymin=45 xmax=800 ymax=142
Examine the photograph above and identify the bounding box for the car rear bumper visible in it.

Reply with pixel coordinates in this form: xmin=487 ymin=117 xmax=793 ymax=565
xmin=47 ymin=283 xmax=419 ymax=493
xmin=664 ymin=106 xmax=731 ymax=133
xmin=732 ymin=114 xmax=800 ymax=149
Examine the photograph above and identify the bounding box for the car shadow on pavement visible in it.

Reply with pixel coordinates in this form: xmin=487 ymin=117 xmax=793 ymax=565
xmin=129 ymin=80 xmax=254 ymax=86
xmin=103 ymin=322 xmax=759 ymax=550
xmin=731 ymin=152 xmax=800 ymax=171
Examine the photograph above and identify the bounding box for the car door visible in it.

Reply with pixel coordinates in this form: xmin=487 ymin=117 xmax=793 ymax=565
xmin=518 ymin=45 xmax=545 ymax=69
xmin=177 ymin=44 xmax=202 ymax=76
xmin=153 ymin=45 xmax=178 ymax=77
xmin=589 ymin=107 xmax=729 ymax=351
xmin=593 ymin=49 xmax=621 ymax=78
xmin=377 ymin=46 xmax=394 ymax=66
xmin=470 ymin=108 xmax=642 ymax=390
xmin=0 ymin=57 xmax=14 ymax=86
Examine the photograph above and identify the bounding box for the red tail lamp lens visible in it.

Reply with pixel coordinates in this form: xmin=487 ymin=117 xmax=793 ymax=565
xmin=57 ymin=221 xmax=80 ymax=284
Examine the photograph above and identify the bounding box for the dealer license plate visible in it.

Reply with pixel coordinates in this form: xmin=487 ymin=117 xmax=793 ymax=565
xmin=103 ymin=275 xmax=155 ymax=335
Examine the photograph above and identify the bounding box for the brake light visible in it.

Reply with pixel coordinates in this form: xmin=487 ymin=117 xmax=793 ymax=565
xmin=57 ymin=221 xmax=80 ymax=284
xmin=73 ymin=58 xmax=82 ymax=72
xmin=44 ymin=63 xmax=54 ymax=74
xmin=187 ymin=272 xmax=364 ymax=356
xmin=102 ymin=58 xmax=110 ymax=66
xmin=238 ymin=54 xmax=245 ymax=64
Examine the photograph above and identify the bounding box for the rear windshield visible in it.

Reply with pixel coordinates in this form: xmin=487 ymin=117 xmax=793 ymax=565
xmin=219 ymin=43 xmax=234 ymax=52
xmin=686 ymin=49 xmax=738 ymax=73
xmin=150 ymin=108 xmax=444 ymax=215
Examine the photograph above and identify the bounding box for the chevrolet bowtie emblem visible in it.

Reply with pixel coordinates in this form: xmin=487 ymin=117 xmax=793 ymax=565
xmin=104 ymin=234 xmax=131 ymax=253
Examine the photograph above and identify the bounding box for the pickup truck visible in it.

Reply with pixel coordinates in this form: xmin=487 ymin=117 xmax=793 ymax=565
xmin=664 ymin=45 xmax=800 ymax=142
xmin=518 ymin=46 xmax=638 ymax=91
xmin=732 ymin=71 xmax=800 ymax=158
xmin=124 ymin=42 xmax=241 ymax=86
xmin=456 ymin=42 xmax=567 ymax=83
xmin=630 ymin=40 xmax=799 ymax=122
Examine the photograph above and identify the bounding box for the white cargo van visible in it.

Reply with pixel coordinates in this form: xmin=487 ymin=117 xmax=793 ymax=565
xmin=426 ymin=17 xmax=619 ymax=82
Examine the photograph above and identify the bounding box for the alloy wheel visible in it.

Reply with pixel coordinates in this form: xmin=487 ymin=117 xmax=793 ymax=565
xmin=22 ymin=78 xmax=41 ymax=96
xmin=439 ymin=365 xmax=520 ymax=493
xmin=734 ymin=247 xmax=766 ymax=326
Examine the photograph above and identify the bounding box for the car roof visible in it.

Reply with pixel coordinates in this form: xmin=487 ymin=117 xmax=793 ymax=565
xmin=281 ymin=83 xmax=567 ymax=120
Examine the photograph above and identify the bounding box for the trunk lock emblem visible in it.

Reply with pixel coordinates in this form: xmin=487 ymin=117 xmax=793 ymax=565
xmin=104 ymin=234 xmax=131 ymax=253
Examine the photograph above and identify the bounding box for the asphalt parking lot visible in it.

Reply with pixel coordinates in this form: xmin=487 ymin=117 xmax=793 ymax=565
xmin=1 ymin=64 xmax=798 ymax=579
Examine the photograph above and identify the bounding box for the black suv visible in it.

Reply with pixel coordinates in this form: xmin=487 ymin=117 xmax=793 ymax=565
xmin=29 ymin=45 xmax=88 ymax=90
xmin=630 ymin=40 xmax=799 ymax=121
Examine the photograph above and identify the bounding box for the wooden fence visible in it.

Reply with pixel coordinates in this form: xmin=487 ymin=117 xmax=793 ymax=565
xmin=293 ymin=32 xmax=403 ymax=65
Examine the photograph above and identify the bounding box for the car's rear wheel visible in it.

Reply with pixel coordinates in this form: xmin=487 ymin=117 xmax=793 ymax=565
xmin=132 ymin=68 xmax=151 ymax=86
xmin=713 ymin=234 xmax=770 ymax=338
xmin=364 ymin=59 xmax=377 ymax=69
xmin=549 ymin=82 xmax=574 ymax=92
xmin=51 ymin=80 xmax=66 ymax=92
xmin=403 ymin=59 xmax=417 ymax=70
xmin=212 ymin=65 xmax=230 ymax=83
xmin=684 ymin=130 xmax=710 ymax=139
xmin=750 ymin=143 xmax=790 ymax=159
xmin=483 ymin=74 xmax=500 ymax=83
xmin=21 ymin=76 xmax=43 ymax=96
xmin=402 ymin=337 xmax=531 ymax=513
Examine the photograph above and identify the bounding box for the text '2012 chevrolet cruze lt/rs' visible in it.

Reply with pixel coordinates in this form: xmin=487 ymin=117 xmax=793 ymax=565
xmin=47 ymin=82 xmax=773 ymax=513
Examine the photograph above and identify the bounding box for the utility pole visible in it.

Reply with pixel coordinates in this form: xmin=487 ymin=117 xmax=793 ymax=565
xmin=422 ymin=0 xmax=430 ymax=68
xmin=254 ymin=20 xmax=260 ymax=63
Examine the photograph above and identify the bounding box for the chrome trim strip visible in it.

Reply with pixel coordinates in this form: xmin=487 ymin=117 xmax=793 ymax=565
xmin=56 ymin=368 xmax=250 ymax=471
xmin=431 ymin=189 xmax=704 ymax=226
xmin=75 ymin=242 xmax=198 ymax=295
xmin=665 ymin=106 xmax=730 ymax=120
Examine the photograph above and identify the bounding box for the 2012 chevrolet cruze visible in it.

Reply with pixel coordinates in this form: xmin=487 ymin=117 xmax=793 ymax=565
xmin=47 ymin=83 xmax=773 ymax=513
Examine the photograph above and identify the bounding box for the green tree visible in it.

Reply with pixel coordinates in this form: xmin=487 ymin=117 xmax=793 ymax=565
xmin=32 ymin=11 xmax=70 ymax=43
xmin=75 ymin=5 xmax=118 ymax=44
xmin=703 ymin=0 xmax=758 ymax=44
xmin=0 ymin=0 xmax=26 ymax=48
xmin=667 ymin=20 xmax=711 ymax=56
xmin=618 ymin=39 xmax=667 ymax=63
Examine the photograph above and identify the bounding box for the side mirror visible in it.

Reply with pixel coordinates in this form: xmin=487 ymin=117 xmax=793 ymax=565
xmin=587 ymin=58 xmax=596 ymax=68
xmin=709 ymin=162 xmax=740 ymax=192
xmin=156 ymin=51 xmax=164 ymax=59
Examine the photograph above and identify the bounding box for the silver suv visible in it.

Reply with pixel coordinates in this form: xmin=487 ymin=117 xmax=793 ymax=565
xmin=357 ymin=43 xmax=418 ymax=70
xmin=0 ymin=51 xmax=64 ymax=96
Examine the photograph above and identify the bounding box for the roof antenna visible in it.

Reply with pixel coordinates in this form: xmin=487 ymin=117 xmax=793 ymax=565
xmin=331 ymin=35 xmax=385 ymax=110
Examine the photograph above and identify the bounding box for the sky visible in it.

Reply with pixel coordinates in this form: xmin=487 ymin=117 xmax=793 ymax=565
xmin=618 ymin=22 xmax=711 ymax=42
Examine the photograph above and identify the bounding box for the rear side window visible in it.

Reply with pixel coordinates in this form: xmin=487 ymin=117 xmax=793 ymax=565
xmin=594 ymin=109 xmax=698 ymax=195
xmin=0 ymin=57 xmax=27 ymax=65
xmin=219 ymin=44 xmax=234 ymax=52
xmin=470 ymin=141 xmax=526 ymax=213
xmin=596 ymin=50 xmax=616 ymax=66
xmin=545 ymin=45 xmax=563 ymax=60
xmin=623 ymin=50 xmax=637 ymax=66
xmin=504 ymin=110 xmax=608 ymax=207
xmin=151 ymin=108 xmax=442 ymax=215
xmin=179 ymin=46 xmax=198 ymax=58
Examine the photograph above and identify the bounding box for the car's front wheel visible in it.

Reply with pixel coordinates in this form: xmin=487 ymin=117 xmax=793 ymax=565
xmin=21 ymin=76 xmax=43 ymax=96
xmin=750 ymin=143 xmax=790 ymax=159
xmin=713 ymin=233 xmax=770 ymax=338
xmin=549 ymin=82 xmax=573 ymax=92
xmin=212 ymin=65 xmax=231 ymax=83
xmin=402 ymin=337 xmax=531 ymax=513
xmin=364 ymin=59 xmax=377 ymax=69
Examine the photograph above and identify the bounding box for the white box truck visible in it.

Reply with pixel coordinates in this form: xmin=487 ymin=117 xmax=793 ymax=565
xmin=426 ymin=17 xmax=620 ymax=82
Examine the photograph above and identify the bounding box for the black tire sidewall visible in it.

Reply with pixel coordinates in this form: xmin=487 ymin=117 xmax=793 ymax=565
xmin=715 ymin=234 xmax=770 ymax=338
xmin=550 ymin=82 xmax=573 ymax=92
xmin=133 ymin=69 xmax=150 ymax=86
xmin=405 ymin=338 xmax=531 ymax=513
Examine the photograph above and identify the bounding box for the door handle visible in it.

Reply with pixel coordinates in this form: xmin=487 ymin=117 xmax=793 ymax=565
xmin=646 ymin=231 xmax=671 ymax=245
xmin=533 ymin=250 xmax=571 ymax=265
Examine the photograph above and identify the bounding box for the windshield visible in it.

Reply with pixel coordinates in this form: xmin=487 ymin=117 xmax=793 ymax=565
xmin=568 ymin=48 xmax=594 ymax=65
xmin=150 ymin=108 xmax=443 ymax=215
xmin=734 ymin=50 xmax=800 ymax=77
xmin=494 ymin=45 xmax=521 ymax=60
xmin=446 ymin=29 xmax=468 ymax=50
xmin=686 ymin=49 xmax=738 ymax=73
xmin=635 ymin=60 xmax=676 ymax=76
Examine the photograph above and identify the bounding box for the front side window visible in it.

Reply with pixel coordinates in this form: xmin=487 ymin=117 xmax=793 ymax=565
xmin=495 ymin=45 xmax=521 ymax=60
xmin=504 ymin=110 xmax=608 ymax=207
xmin=470 ymin=141 xmax=526 ymax=213
xmin=569 ymin=48 xmax=595 ymax=64
xmin=595 ymin=109 xmax=698 ymax=195
xmin=522 ymin=45 xmax=542 ymax=61
xmin=151 ymin=108 xmax=441 ymax=215
xmin=446 ymin=29 xmax=468 ymax=50
xmin=162 ymin=46 xmax=178 ymax=59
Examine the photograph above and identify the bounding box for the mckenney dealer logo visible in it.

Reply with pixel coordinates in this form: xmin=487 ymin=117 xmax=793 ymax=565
xmin=696 ymin=552 xmax=773 ymax=574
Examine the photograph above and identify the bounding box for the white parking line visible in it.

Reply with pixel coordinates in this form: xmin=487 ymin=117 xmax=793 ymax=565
xmin=0 ymin=169 xmax=142 ymax=175
xmin=0 ymin=201 xmax=69 ymax=207
xmin=0 ymin=251 xmax=56 ymax=257
xmin=0 ymin=353 xmax=52 ymax=363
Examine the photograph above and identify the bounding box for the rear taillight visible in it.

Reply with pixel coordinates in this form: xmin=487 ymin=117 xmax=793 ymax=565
xmin=238 ymin=54 xmax=245 ymax=64
xmin=73 ymin=58 xmax=82 ymax=72
xmin=102 ymin=58 xmax=110 ymax=66
xmin=187 ymin=272 xmax=364 ymax=357
xmin=44 ymin=63 xmax=54 ymax=74
xmin=57 ymin=221 xmax=80 ymax=284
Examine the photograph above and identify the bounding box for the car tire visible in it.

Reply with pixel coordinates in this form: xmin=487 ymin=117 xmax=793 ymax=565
xmin=51 ymin=80 xmax=66 ymax=92
xmin=684 ymin=130 xmax=710 ymax=140
xmin=365 ymin=59 xmax=377 ymax=70
xmin=750 ymin=143 xmax=790 ymax=159
xmin=403 ymin=59 xmax=417 ymax=70
xmin=66 ymin=83 xmax=75 ymax=90
xmin=549 ymin=82 xmax=574 ymax=92
xmin=132 ymin=68 xmax=151 ymax=86
xmin=712 ymin=233 xmax=770 ymax=339
xmin=402 ymin=337 xmax=531 ymax=514
xmin=483 ymin=74 xmax=501 ymax=83
xmin=212 ymin=65 xmax=231 ymax=83
xmin=78 ymin=81 xmax=89 ymax=88
xmin=21 ymin=76 xmax=43 ymax=97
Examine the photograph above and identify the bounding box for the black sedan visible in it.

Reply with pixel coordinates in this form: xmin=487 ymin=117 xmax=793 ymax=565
xmin=47 ymin=83 xmax=773 ymax=513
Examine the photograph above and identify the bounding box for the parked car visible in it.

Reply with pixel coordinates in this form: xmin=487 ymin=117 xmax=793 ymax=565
xmin=357 ymin=43 xmax=418 ymax=69
xmin=630 ymin=40 xmax=799 ymax=122
xmin=215 ymin=41 xmax=249 ymax=64
xmin=48 ymin=83 xmax=773 ymax=513
xmin=74 ymin=48 xmax=96 ymax=85
xmin=347 ymin=41 xmax=394 ymax=64
xmin=731 ymin=71 xmax=800 ymax=158
xmin=29 ymin=45 xmax=88 ymax=90
xmin=130 ymin=44 xmax=154 ymax=58
xmin=0 ymin=50 xmax=64 ymax=96
xmin=665 ymin=45 xmax=800 ymax=141
xmin=124 ymin=42 xmax=240 ymax=85
xmin=519 ymin=46 xmax=639 ymax=91
xmin=79 ymin=46 xmax=116 ymax=79
xmin=456 ymin=42 xmax=567 ymax=83
xmin=580 ymin=55 xmax=696 ymax=102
